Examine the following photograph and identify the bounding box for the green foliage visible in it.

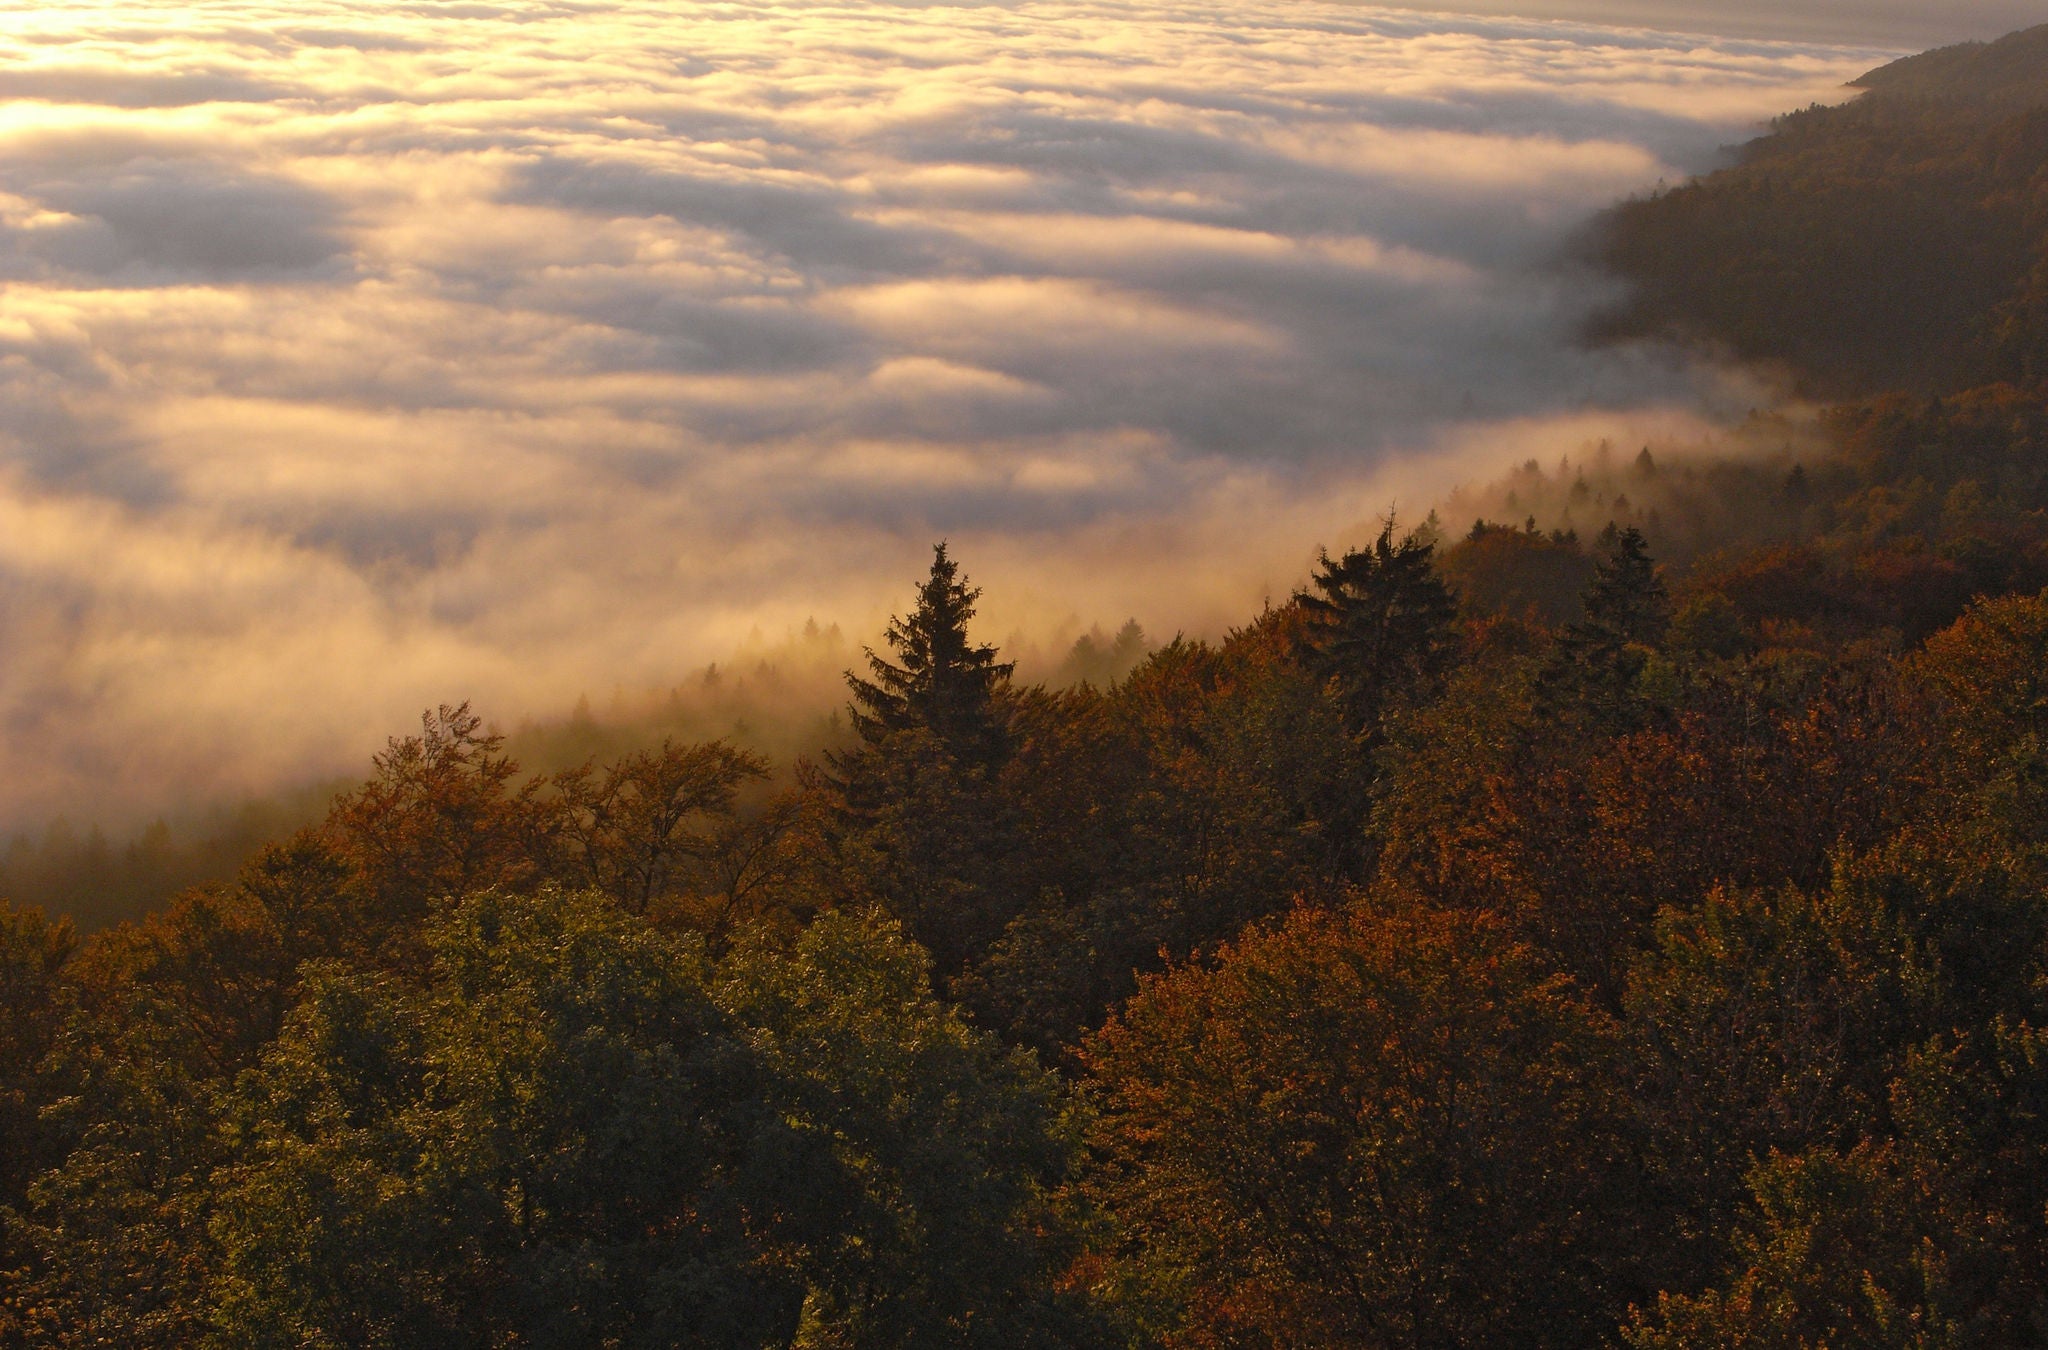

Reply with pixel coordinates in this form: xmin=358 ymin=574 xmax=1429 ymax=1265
xmin=202 ymin=891 xmax=1098 ymax=1349
xmin=8 ymin=1004 xmax=225 ymax=1347
xmin=1630 ymin=1018 xmax=2048 ymax=1349
xmin=1626 ymin=1145 xmax=1966 ymax=1350
xmin=210 ymin=889 xmax=789 ymax=1348
xmin=717 ymin=911 xmax=1098 ymax=1348
xmin=1625 ymin=880 xmax=1919 ymax=1253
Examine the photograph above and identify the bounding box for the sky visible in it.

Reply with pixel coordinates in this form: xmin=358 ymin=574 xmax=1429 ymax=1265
xmin=0 ymin=1 xmax=1943 ymax=824
xmin=1427 ymin=1 xmax=2041 ymax=48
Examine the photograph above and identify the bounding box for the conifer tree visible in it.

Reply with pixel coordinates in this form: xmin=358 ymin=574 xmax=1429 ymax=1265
xmin=1579 ymin=525 xmax=1670 ymax=649
xmin=830 ymin=544 xmax=1022 ymax=979
xmin=1297 ymin=517 xmax=1461 ymax=749
xmin=843 ymin=542 xmax=1014 ymax=771
xmin=1540 ymin=525 xmax=1670 ymax=730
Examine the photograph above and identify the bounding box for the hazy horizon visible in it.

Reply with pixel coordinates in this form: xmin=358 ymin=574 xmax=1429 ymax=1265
xmin=1418 ymin=0 xmax=2038 ymax=49
xmin=0 ymin=1 xmax=1910 ymax=828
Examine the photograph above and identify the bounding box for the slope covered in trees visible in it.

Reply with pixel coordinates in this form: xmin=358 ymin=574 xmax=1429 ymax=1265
xmin=6 ymin=469 xmax=2048 ymax=1344
xmin=1591 ymin=22 xmax=2048 ymax=395
xmin=13 ymin=25 xmax=2048 ymax=1350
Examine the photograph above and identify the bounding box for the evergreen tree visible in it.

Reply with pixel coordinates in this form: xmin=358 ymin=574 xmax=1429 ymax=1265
xmin=1297 ymin=517 xmax=1461 ymax=749
xmin=843 ymin=543 xmax=1014 ymax=771
xmin=1292 ymin=518 xmax=1462 ymax=884
xmin=1540 ymin=525 xmax=1670 ymax=730
xmin=1580 ymin=525 xmax=1670 ymax=648
xmin=829 ymin=545 xmax=1022 ymax=979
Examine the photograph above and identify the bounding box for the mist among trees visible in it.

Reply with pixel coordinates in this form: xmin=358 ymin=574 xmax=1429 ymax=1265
xmin=11 ymin=22 xmax=2048 ymax=1350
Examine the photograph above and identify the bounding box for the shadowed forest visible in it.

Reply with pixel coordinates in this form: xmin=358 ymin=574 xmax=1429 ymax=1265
xmin=10 ymin=26 xmax=2048 ymax=1350
xmin=1593 ymin=21 xmax=2048 ymax=396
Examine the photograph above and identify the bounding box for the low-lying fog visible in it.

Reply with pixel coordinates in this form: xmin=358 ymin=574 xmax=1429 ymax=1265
xmin=0 ymin=0 xmax=1893 ymax=825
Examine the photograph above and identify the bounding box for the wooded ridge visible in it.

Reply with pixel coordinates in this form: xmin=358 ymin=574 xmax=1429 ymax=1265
xmin=9 ymin=27 xmax=2048 ymax=1350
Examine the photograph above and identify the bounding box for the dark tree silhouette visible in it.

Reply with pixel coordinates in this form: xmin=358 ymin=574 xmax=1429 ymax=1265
xmin=828 ymin=545 xmax=1024 ymax=979
xmin=842 ymin=542 xmax=1014 ymax=771
xmin=1297 ymin=517 xmax=1461 ymax=749
xmin=1541 ymin=525 xmax=1671 ymax=730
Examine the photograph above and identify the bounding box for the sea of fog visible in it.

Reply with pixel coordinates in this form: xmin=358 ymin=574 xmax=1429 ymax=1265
xmin=0 ymin=0 xmax=1894 ymax=823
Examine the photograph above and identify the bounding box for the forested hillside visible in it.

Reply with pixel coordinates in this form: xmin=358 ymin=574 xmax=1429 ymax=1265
xmin=12 ymin=29 xmax=2048 ymax=1350
xmin=1591 ymin=22 xmax=2048 ymax=395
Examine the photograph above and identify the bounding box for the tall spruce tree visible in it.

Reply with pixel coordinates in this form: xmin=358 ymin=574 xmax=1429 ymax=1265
xmin=1297 ymin=518 xmax=1461 ymax=749
xmin=830 ymin=544 xmax=1022 ymax=979
xmin=1578 ymin=525 xmax=1669 ymax=649
xmin=844 ymin=542 xmax=1014 ymax=770
xmin=1291 ymin=518 xmax=1462 ymax=885
xmin=1540 ymin=525 xmax=1670 ymax=730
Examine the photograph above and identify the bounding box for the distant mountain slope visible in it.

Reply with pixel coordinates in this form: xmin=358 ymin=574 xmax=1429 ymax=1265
xmin=1587 ymin=24 xmax=2048 ymax=396
xmin=1852 ymin=22 xmax=2048 ymax=104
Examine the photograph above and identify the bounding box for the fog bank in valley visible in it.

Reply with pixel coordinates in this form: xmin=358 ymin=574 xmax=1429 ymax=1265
xmin=0 ymin=0 xmax=1891 ymax=825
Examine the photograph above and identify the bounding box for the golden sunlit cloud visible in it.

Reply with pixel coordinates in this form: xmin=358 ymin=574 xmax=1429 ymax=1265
xmin=0 ymin=0 xmax=1893 ymax=823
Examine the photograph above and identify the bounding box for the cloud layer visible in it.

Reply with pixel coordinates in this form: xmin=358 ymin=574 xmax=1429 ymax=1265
xmin=0 ymin=0 xmax=1890 ymax=823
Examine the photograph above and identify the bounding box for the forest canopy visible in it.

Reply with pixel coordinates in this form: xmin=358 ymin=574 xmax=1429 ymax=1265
xmin=11 ymin=24 xmax=2048 ymax=1350
xmin=1591 ymin=22 xmax=2048 ymax=396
